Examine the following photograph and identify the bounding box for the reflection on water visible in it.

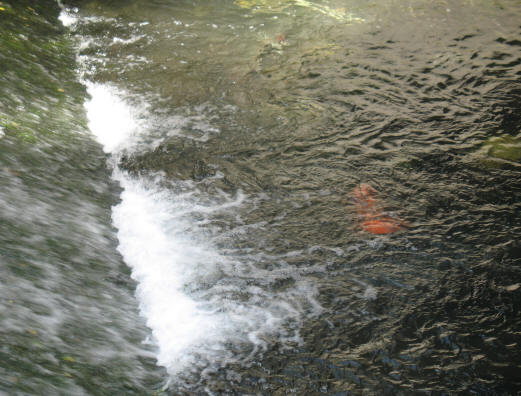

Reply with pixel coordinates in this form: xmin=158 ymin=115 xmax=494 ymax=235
xmin=2 ymin=0 xmax=521 ymax=394
xmin=234 ymin=0 xmax=365 ymax=22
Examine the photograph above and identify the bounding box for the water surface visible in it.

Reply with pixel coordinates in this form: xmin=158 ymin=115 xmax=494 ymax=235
xmin=2 ymin=0 xmax=521 ymax=394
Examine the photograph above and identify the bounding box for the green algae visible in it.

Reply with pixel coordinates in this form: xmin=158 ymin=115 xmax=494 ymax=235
xmin=478 ymin=134 xmax=521 ymax=168
xmin=0 ymin=0 xmax=87 ymax=143
xmin=484 ymin=134 xmax=521 ymax=162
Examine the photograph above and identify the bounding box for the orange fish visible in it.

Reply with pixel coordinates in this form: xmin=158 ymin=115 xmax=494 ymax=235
xmin=360 ymin=216 xmax=406 ymax=234
xmin=349 ymin=184 xmax=407 ymax=235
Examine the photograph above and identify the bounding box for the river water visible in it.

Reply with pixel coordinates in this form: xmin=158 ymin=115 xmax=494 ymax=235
xmin=1 ymin=0 xmax=521 ymax=394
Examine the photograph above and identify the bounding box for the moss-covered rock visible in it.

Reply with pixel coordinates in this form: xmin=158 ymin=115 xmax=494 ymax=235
xmin=478 ymin=134 xmax=521 ymax=168
xmin=0 ymin=0 xmax=87 ymax=142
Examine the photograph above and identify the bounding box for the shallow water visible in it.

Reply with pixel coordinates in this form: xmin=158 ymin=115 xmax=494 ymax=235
xmin=2 ymin=0 xmax=521 ymax=394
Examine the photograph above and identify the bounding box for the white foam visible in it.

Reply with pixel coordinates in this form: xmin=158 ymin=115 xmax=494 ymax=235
xmin=112 ymin=174 xmax=228 ymax=373
xmin=109 ymin=171 xmax=321 ymax=377
xmin=85 ymin=84 xmax=143 ymax=153
xmin=58 ymin=9 xmax=78 ymax=27
xmin=83 ymin=84 xmax=230 ymax=375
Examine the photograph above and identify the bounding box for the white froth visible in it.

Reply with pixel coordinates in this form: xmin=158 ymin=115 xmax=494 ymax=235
xmin=112 ymin=174 xmax=227 ymax=373
xmin=58 ymin=10 xmax=78 ymax=27
xmin=109 ymin=172 xmax=315 ymax=376
xmin=84 ymin=84 xmax=227 ymax=374
xmin=85 ymin=84 xmax=142 ymax=153
xmin=83 ymin=85 xmax=240 ymax=376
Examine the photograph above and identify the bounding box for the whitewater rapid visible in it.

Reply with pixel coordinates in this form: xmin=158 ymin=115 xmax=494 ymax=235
xmin=60 ymin=6 xmax=323 ymax=384
xmin=82 ymin=80 xmax=322 ymax=382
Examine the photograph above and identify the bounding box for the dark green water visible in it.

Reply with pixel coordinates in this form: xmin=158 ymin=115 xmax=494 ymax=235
xmin=2 ymin=0 xmax=521 ymax=394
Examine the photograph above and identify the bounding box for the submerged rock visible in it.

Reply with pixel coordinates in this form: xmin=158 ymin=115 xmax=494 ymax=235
xmin=120 ymin=142 xmax=215 ymax=181
xmin=476 ymin=134 xmax=521 ymax=168
xmin=483 ymin=134 xmax=521 ymax=161
xmin=119 ymin=141 xmax=242 ymax=193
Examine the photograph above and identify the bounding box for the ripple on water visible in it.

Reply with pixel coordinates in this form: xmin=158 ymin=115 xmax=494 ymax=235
xmin=8 ymin=0 xmax=518 ymax=393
